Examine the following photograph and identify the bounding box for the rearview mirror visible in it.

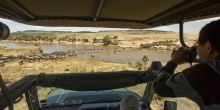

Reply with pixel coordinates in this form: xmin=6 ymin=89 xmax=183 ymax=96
xmin=0 ymin=22 xmax=10 ymax=40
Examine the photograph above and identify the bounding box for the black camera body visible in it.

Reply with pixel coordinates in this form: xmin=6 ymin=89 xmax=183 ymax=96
xmin=185 ymin=46 xmax=197 ymax=63
xmin=172 ymin=46 xmax=197 ymax=63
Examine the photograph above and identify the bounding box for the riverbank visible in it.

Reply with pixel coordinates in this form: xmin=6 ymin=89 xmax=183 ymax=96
xmin=8 ymin=30 xmax=197 ymax=49
xmin=0 ymin=45 xmax=42 ymax=55
xmin=0 ymin=41 xmax=173 ymax=65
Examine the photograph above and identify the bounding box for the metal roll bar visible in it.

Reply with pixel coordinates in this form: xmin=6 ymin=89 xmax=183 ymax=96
xmin=179 ymin=21 xmax=189 ymax=48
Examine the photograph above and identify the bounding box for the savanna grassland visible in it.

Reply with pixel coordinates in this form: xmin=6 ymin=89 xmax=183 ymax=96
xmin=8 ymin=30 xmax=197 ymax=48
xmin=1 ymin=30 xmax=199 ymax=110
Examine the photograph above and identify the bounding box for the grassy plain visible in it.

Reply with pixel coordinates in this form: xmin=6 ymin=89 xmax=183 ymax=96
xmin=9 ymin=30 xmax=197 ymax=48
xmin=1 ymin=56 xmax=131 ymax=110
xmin=1 ymin=30 xmax=199 ymax=110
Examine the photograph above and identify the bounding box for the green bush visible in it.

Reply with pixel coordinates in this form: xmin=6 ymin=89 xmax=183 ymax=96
xmin=102 ymin=36 xmax=111 ymax=46
xmin=154 ymin=94 xmax=163 ymax=101
xmin=129 ymin=55 xmax=149 ymax=70
xmin=142 ymin=55 xmax=149 ymax=65
xmin=135 ymin=61 xmax=143 ymax=70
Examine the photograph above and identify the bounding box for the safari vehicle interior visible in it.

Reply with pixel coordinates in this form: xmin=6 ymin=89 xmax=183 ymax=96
xmin=0 ymin=0 xmax=220 ymax=110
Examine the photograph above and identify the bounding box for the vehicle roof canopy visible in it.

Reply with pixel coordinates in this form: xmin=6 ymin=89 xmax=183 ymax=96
xmin=0 ymin=0 xmax=220 ymax=28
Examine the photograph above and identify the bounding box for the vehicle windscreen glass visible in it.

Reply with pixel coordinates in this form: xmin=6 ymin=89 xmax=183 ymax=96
xmin=2 ymin=17 xmax=219 ymax=110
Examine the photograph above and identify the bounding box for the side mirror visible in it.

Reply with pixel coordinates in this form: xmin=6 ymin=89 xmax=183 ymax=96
xmin=0 ymin=22 xmax=10 ymax=40
xmin=164 ymin=101 xmax=177 ymax=110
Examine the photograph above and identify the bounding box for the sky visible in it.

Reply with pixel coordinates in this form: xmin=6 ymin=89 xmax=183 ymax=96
xmin=0 ymin=16 xmax=219 ymax=35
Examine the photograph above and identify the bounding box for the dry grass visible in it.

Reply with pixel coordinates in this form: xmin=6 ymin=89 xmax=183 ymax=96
xmin=1 ymin=57 xmax=131 ymax=110
xmin=1 ymin=57 xmax=129 ymax=84
xmin=10 ymin=30 xmax=198 ymax=48
xmin=0 ymin=46 xmax=41 ymax=56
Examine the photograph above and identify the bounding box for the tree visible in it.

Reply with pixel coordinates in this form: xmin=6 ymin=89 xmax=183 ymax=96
xmin=102 ymin=36 xmax=111 ymax=46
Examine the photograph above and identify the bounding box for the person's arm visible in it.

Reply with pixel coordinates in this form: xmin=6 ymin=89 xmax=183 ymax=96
xmin=153 ymin=47 xmax=205 ymax=108
xmin=153 ymin=60 xmax=177 ymax=97
xmin=154 ymin=61 xmax=200 ymax=98
xmin=153 ymin=47 xmax=190 ymax=97
xmin=154 ymin=60 xmax=219 ymax=109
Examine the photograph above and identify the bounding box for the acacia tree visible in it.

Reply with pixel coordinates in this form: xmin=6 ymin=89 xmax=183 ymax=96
xmin=102 ymin=36 xmax=111 ymax=46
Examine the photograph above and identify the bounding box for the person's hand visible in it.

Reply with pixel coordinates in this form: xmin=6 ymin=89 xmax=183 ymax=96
xmin=171 ymin=47 xmax=187 ymax=65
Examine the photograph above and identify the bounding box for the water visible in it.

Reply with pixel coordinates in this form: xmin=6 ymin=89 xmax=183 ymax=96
xmin=0 ymin=41 xmax=172 ymax=64
xmin=0 ymin=40 xmax=34 ymax=48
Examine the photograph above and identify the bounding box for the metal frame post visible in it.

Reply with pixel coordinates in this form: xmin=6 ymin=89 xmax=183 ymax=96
xmin=179 ymin=22 xmax=188 ymax=47
xmin=0 ymin=74 xmax=13 ymax=110
xmin=25 ymin=87 xmax=40 ymax=110
xmin=142 ymin=83 xmax=154 ymax=110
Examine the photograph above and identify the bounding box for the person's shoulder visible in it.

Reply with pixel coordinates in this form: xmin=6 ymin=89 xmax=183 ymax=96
xmin=182 ymin=59 xmax=220 ymax=106
xmin=183 ymin=62 xmax=210 ymax=75
xmin=183 ymin=58 xmax=220 ymax=77
xmin=201 ymin=58 xmax=220 ymax=74
xmin=182 ymin=62 xmax=215 ymax=83
xmin=183 ymin=61 xmax=220 ymax=88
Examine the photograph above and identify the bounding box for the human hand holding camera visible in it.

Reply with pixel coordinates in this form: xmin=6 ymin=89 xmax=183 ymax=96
xmin=171 ymin=47 xmax=188 ymax=65
xmin=171 ymin=46 xmax=197 ymax=65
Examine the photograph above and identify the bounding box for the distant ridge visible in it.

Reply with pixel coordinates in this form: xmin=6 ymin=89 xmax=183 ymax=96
xmin=98 ymin=30 xmax=174 ymax=33
xmin=14 ymin=29 xmax=175 ymax=34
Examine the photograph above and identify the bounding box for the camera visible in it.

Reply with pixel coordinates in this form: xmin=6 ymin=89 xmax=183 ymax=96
xmin=185 ymin=46 xmax=197 ymax=63
xmin=172 ymin=46 xmax=197 ymax=63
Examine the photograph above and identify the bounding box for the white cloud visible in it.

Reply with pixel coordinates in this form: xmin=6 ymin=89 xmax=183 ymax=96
xmin=35 ymin=26 xmax=45 ymax=29
xmin=149 ymin=26 xmax=171 ymax=31
xmin=0 ymin=18 xmax=12 ymax=23
xmin=195 ymin=17 xmax=220 ymax=23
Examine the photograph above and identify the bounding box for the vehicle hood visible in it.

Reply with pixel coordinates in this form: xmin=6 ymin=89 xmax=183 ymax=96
xmin=45 ymin=88 xmax=141 ymax=105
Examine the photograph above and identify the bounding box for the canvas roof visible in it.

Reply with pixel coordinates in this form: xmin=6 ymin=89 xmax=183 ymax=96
xmin=0 ymin=0 xmax=220 ymax=28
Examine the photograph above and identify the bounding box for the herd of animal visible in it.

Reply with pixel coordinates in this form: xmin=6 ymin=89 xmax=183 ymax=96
xmin=0 ymin=52 xmax=75 ymax=66
xmin=140 ymin=40 xmax=179 ymax=49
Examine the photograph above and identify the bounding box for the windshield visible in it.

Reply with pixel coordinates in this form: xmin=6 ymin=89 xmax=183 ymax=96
xmin=1 ymin=17 xmax=218 ymax=110
xmin=0 ymin=29 xmax=198 ymax=110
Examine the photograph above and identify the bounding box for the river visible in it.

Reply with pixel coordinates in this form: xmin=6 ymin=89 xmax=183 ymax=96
xmin=0 ymin=40 xmax=172 ymax=64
